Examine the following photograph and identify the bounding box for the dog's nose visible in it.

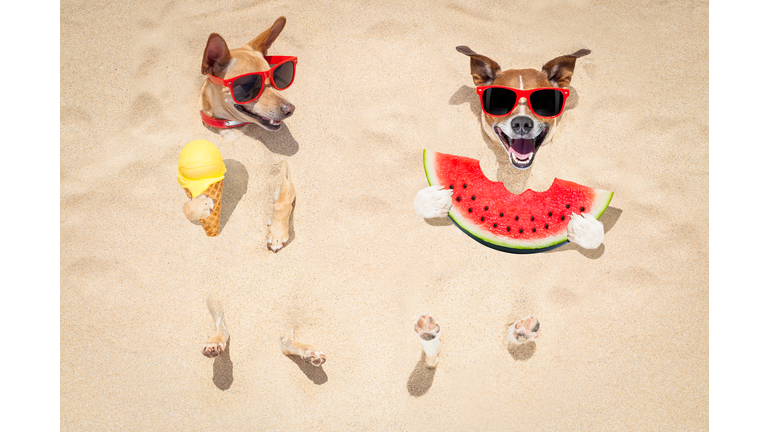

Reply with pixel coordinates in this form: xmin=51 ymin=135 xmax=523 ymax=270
xmin=510 ymin=116 xmax=533 ymax=136
xmin=281 ymin=103 xmax=295 ymax=117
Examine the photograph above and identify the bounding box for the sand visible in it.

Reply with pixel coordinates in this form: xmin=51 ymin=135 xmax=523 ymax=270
xmin=61 ymin=0 xmax=708 ymax=430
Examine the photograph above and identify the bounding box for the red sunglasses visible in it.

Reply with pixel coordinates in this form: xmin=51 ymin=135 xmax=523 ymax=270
xmin=476 ymin=86 xmax=569 ymax=118
xmin=207 ymin=56 xmax=297 ymax=104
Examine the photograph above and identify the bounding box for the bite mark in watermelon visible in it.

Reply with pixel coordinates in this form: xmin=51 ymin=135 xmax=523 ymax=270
xmin=423 ymin=150 xmax=613 ymax=253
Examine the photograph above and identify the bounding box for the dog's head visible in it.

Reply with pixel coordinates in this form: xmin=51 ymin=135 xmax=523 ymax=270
xmin=457 ymin=46 xmax=589 ymax=170
xmin=201 ymin=17 xmax=295 ymax=130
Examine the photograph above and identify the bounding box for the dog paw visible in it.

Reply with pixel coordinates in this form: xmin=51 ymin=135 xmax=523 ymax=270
xmin=304 ymin=350 xmax=327 ymax=367
xmin=219 ymin=128 xmax=244 ymax=142
xmin=414 ymin=185 xmax=453 ymax=218
xmin=567 ymin=213 xmax=604 ymax=249
xmin=414 ymin=314 xmax=440 ymax=341
xmin=507 ymin=315 xmax=540 ymax=344
xmin=202 ymin=340 xmax=226 ymax=358
xmin=266 ymin=231 xmax=287 ymax=252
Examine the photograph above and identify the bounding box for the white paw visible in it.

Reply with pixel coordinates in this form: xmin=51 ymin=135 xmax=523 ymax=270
xmin=220 ymin=128 xmax=243 ymax=142
xmin=567 ymin=213 xmax=605 ymax=249
xmin=414 ymin=185 xmax=453 ymax=218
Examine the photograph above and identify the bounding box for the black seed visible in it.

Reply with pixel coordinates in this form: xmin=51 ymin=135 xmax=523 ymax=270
xmin=580 ymin=206 xmax=585 ymax=212
xmin=561 ymin=215 xmax=565 ymax=221
xmin=484 ymin=206 xmax=489 ymax=211
xmin=456 ymin=196 xmax=461 ymax=201
xmin=507 ymin=226 xmax=511 ymax=232
xmin=480 ymin=216 xmax=485 ymax=221
xmin=471 ymin=195 xmax=476 ymax=200
xmin=566 ymin=204 xmax=570 ymax=209
xmin=500 ymin=212 xmax=504 ymax=217
xmin=531 ymin=216 xmax=535 ymax=221
xmin=548 ymin=211 xmax=553 ymax=217
xmin=515 ymin=216 xmax=519 ymax=221
xmin=545 ymin=223 xmax=549 ymax=229
xmin=519 ymin=228 xmax=524 ymax=234
xmin=463 ymin=184 xmax=467 ymax=188
xmin=450 ymin=185 xmax=454 ymax=189
xmin=493 ymin=223 xmax=498 ymax=228
xmin=468 ymin=208 xmax=473 ymax=213
xmin=532 ymin=227 xmax=536 ymax=233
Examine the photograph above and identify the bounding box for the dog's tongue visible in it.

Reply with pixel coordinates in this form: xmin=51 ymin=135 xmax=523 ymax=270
xmin=509 ymin=139 xmax=534 ymax=159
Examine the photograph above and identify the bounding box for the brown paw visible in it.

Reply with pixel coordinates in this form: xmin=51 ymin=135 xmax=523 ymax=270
xmin=305 ymin=351 xmax=326 ymax=367
xmin=202 ymin=342 xmax=224 ymax=358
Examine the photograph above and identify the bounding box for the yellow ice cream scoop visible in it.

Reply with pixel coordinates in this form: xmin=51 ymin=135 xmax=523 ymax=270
xmin=177 ymin=139 xmax=227 ymax=197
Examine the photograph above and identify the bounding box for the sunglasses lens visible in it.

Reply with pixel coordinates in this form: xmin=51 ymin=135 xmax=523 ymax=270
xmin=272 ymin=61 xmax=295 ymax=90
xmin=482 ymin=87 xmax=517 ymax=116
xmin=232 ymin=74 xmax=263 ymax=103
xmin=529 ymin=89 xmax=564 ymax=117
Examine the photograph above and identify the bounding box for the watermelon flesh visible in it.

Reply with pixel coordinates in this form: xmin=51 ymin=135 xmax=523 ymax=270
xmin=423 ymin=150 xmax=613 ymax=253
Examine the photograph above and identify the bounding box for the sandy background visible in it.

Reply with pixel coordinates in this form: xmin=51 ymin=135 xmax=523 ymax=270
xmin=61 ymin=0 xmax=708 ymax=430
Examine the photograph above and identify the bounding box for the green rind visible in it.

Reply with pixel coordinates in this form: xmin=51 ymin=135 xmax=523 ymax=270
xmin=423 ymin=149 xmax=614 ymax=254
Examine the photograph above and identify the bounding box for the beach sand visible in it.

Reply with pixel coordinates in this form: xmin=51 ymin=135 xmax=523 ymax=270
xmin=61 ymin=0 xmax=708 ymax=430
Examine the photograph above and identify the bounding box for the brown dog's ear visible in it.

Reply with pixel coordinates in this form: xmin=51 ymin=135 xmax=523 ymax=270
xmin=245 ymin=16 xmax=287 ymax=55
xmin=202 ymin=33 xmax=232 ymax=76
xmin=541 ymin=49 xmax=590 ymax=88
xmin=456 ymin=45 xmax=501 ymax=86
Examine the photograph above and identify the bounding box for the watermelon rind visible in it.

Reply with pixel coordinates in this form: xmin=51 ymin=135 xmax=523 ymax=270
xmin=423 ymin=149 xmax=614 ymax=254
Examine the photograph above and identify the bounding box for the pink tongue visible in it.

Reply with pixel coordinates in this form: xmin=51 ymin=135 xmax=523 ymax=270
xmin=509 ymin=139 xmax=534 ymax=159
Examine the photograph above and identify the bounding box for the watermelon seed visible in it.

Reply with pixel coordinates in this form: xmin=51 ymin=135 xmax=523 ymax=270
xmin=560 ymin=215 xmax=565 ymax=221
xmin=580 ymin=206 xmax=585 ymax=212
xmin=500 ymin=212 xmax=504 ymax=217
xmin=450 ymin=185 xmax=454 ymax=189
xmin=506 ymin=226 xmax=511 ymax=232
xmin=468 ymin=208 xmax=473 ymax=213
xmin=463 ymin=184 xmax=467 ymax=188
xmin=471 ymin=195 xmax=476 ymax=200
xmin=545 ymin=223 xmax=549 ymax=229
xmin=566 ymin=204 xmax=570 ymax=209
xmin=480 ymin=216 xmax=485 ymax=221
xmin=532 ymin=227 xmax=536 ymax=233
xmin=484 ymin=206 xmax=489 ymax=211
xmin=548 ymin=211 xmax=553 ymax=217
xmin=519 ymin=228 xmax=523 ymax=234
xmin=456 ymin=196 xmax=461 ymax=202
xmin=531 ymin=216 xmax=535 ymax=221
xmin=515 ymin=216 xmax=519 ymax=221
xmin=493 ymin=223 xmax=498 ymax=228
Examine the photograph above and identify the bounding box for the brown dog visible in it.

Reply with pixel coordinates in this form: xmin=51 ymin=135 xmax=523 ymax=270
xmin=456 ymin=46 xmax=589 ymax=170
xmin=200 ymin=16 xmax=295 ymax=140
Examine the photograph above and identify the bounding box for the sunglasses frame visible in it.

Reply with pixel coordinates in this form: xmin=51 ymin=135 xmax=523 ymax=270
xmin=207 ymin=55 xmax=297 ymax=105
xmin=476 ymin=86 xmax=569 ymax=119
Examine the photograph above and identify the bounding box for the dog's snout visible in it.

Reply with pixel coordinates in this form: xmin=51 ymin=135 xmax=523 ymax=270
xmin=282 ymin=103 xmax=295 ymax=117
xmin=511 ymin=116 xmax=534 ymax=136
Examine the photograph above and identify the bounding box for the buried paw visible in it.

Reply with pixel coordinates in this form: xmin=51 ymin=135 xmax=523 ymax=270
xmin=567 ymin=213 xmax=604 ymax=249
xmin=219 ymin=128 xmax=244 ymax=142
xmin=304 ymin=350 xmax=327 ymax=367
xmin=507 ymin=315 xmax=540 ymax=344
xmin=414 ymin=185 xmax=453 ymax=218
xmin=202 ymin=340 xmax=225 ymax=358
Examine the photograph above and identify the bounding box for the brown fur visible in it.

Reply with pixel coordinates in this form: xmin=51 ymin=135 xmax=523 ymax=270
xmin=279 ymin=330 xmax=326 ymax=367
xmin=200 ymin=17 xmax=295 ymax=137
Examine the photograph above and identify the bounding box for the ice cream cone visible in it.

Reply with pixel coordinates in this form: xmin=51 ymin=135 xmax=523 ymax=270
xmin=184 ymin=180 xmax=223 ymax=237
xmin=177 ymin=139 xmax=227 ymax=237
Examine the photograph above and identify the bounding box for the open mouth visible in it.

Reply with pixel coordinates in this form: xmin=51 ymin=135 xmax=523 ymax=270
xmin=494 ymin=125 xmax=549 ymax=169
xmin=235 ymin=105 xmax=283 ymax=130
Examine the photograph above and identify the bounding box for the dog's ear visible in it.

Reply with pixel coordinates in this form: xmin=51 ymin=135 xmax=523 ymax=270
xmin=456 ymin=46 xmax=501 ymax=86
xmin=541 ymin=49 xmax=590 ymax=88
xmin=202 ymin=33 xmax=232 ymax=76
xmin=245 ymin=16 xmax=287 ymax=55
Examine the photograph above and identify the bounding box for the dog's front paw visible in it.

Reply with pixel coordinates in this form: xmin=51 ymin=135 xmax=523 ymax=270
xmin=567 ymin=213 xmax=604 ymax=249
xmin=219 ymin=128 xmax=244 ymax=142
xmin=304 ymin=350 xmax=326 ymax=367
xmin=414 ymin=185 xmax=453 ymax=218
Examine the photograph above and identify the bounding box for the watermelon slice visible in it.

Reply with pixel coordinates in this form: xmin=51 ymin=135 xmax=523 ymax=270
xmin=423 ymin=150 xmax=613 ymax=253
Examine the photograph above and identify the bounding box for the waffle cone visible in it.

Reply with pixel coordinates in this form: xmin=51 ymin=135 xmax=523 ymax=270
xmin=184 ymin=180 xmax=223 ymax=237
